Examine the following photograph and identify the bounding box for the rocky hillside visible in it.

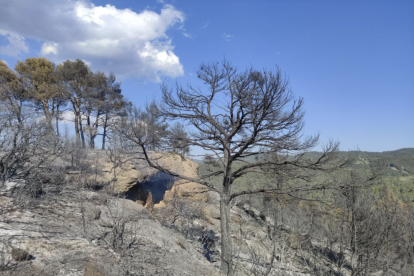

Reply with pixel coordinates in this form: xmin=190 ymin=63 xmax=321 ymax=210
xmin=0 ymin=185 xmax=218 ymax=276
xmin=1 ymin=151 xmax=399 ymax=276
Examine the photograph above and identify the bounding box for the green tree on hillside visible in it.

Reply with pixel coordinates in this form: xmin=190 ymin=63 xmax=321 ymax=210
xmin=15 ymin=58 xmax=60 ymax=130
xmin=0 ymin=60 xmax=26 ymax=123
xmin=57 ymin=59 xmax=91 ymax=146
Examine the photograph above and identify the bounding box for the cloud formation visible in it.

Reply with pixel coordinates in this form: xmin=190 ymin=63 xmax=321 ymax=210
xmin=222 ymin=33 xmax=234 ymax=42
xmin=0 ymin=0 xmax=185 ymax=82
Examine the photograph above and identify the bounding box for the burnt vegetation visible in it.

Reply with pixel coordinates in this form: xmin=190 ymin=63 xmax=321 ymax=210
xmin=0 ymin=58 xmax=413 ymax=276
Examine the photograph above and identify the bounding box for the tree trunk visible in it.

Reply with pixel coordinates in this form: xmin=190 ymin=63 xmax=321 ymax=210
xmin=89 ymin=110 xmax=100 ymax=149
xmin=79 ymin=116 xmax=85 ymax=148
xmin=74 ymin=113 xmax=80 ymax=145
xmin=72 ymin=99 xmax=81 ymax=146
xmin=42 ymin=100 xmax=54 ymax=131
xmin=54 ymin=101 xmax=61 ymax=137
xmin=55 ymin=115 xmax=59 ymax=136
xmin=102 ymin=114 xmax=108 ymax=150
xmin=220 ymin=188 xmax=233 ymax=275
xmin=89 ymin=135 xmax=95 ymax=149
xmin=220 ymin=159 xmax=234 ymax=276
xmin=86 ymin=111 xmax=94 ymax=149
xmin=102 ymin=129 xmax=107 ymax=150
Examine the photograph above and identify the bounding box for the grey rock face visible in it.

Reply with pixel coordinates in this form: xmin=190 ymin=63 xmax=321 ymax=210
xmin=0 ymin=187 xmax=218 ymax=276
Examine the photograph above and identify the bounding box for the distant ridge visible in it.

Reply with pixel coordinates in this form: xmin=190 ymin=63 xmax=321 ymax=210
xmin=306 ymin=148 xmax=414 ymax=157
xmin=192 ymin=148 xmax=414 ymax=164
xmin=356 ymin=148 xmax=414 ymax=157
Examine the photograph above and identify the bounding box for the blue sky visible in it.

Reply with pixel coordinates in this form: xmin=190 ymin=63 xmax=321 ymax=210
xmin=0 ymin=0 xmax=413 ymax=152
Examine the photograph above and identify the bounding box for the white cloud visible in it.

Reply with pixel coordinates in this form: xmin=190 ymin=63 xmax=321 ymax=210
xmin=201 ymin=22 xmax=209 ymax=28
xmin=0 ymin=0 xmax=185 ymax=82
xmin=222 ymin=33 xmax=234 ymax=42
xmin=41 ymin=42 xmax=58 ymax=55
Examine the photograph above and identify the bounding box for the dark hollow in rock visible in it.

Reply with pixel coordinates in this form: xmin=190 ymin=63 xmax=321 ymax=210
xmin=126 ymin=172 xmax=174 ymax=204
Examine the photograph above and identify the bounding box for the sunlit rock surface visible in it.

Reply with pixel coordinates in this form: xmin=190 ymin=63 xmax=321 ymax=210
xmin=0 ymin=188 xmax=218 ymax=276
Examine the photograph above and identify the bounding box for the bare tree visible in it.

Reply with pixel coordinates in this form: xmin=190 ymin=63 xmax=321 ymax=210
xmin=142 ymin=101 xmax=169 ymax=151
xmin=100 ymin=73 xmax=127 ymax=150
xmin=116 ymin=60 xmax=347 ymax=275
xmin=0 ymin=117 xmax=63 ymax=186
xmin=334 ymin=167 xmax=410 ymax=276
xmin=169 ymin=122 xmax=190 ymax=158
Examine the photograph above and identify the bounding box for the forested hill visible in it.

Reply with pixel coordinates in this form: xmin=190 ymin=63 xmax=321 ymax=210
xmin=197 ymin=148 xmax=414 ymax=167
xmin=305 ymin=148 xmax=414 ymax=175
xmin=357 ymin=148 xmax=414 ymax=175
xmin=306 ymin=148 xmax=414 ymax=158
xmin=358 ymin=148 xmax=414 ymax=157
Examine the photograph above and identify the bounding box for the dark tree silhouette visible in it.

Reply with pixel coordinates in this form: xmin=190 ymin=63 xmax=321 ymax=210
xmin=115 ymin=60 xmax=346 ymax=275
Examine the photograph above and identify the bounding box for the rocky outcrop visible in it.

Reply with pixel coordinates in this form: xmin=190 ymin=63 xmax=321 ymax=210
xmin=84 ymin=151 xmax=209 ymax=202
xmin=0 ymin=186 xmax=218 ymax=276
xmin=145 ymin=152 xmax=210 ymax=204
xmin=85 ymin=151 xmax=153 ymax=193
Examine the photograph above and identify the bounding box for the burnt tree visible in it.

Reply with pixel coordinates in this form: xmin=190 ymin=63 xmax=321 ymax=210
xmin=116 ymin=60 xmax=345 ymax=275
